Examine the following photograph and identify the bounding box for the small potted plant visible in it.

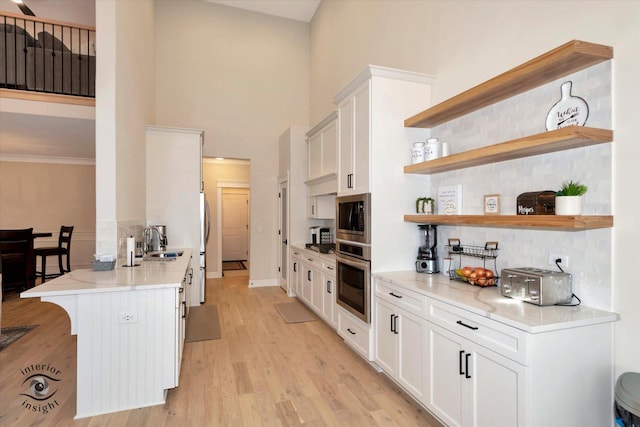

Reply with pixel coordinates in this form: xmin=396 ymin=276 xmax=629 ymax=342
xmin=416 ymin=197 xmax=435 ymax=214
xmin=555 ymin=180 xmax=587 ymax=215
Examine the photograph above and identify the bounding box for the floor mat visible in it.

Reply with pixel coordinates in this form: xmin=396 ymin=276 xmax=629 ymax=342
xmin=0 ymin=325 xmax=38 ymax=351
xmin=222 ymin=261 xmax=246 ymax=271
xmin=274 ymin=302 xmax=317 ymax=324
xmin=185 ymin=305 xmax=221 ymax=342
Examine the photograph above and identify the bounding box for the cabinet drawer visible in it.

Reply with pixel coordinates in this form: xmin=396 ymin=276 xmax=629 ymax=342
xmin=302 ymin=253 xmax=323 ymax=269
xmin=427 ymin=298 xmax=529 ymax=365
xmin=322 ymin=261 xmax=336 ymax=277
xmin=375 ymin=278 xmax=427 ymax=319
xmin=338 ymin=308 xmax=372 ymax=360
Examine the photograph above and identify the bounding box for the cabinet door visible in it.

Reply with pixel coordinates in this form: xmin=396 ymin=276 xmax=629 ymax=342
xmin=426 ymin=322 xmax=465 ymax=427
xmin=302 ymin=264 xmax=313 ymax=303
xmin=351 ymin=81 xmax=370 ymax=194
xmin=308 ymin=195 xmax=335 ymax=219
xmin=322 ymin=120 xmax=338 ymax=176
xmin=467 ymin=343 xmax=526 ymax=427
xmin=338 ymin=95 xmax=354 ymax=194
xmin=290 ymin=255 xmax=301 ymax=296
xmin=311 ymin=266 xmax=323 ymax=314
xmin=323 ymin=272 xmax=337 ymax=328
xmin=308 ymin=133 xmax=323 ymax=180
xmin=397 ymin=309 xmax=426 ymax=400
xmin=374 ymin=299 xmax=398 ymax=376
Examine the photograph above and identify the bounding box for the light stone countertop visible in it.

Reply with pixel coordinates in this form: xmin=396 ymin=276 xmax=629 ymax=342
xmin=21 ymin=248 xmax=193 ymax=298
xmin=291 ymin=244 xmax=335 ymax=265
xmin=374 ymin=270 xmax=619 ymax=334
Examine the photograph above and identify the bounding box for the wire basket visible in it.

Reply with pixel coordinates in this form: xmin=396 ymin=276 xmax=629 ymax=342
xmin=445 ymin=239 xmax=499 ymax=287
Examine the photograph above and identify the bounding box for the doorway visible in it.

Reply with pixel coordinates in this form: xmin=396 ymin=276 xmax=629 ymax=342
xmin=221 ymin=189 xmax=249 ymax=262
xmin=216 ymin=181 xmax=250 ymax=277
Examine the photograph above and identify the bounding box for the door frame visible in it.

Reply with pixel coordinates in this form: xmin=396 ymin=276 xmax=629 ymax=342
xmin=278 ymin=173 xmax=289 ymax=292
xmin=217 ymin=180 xmax=250 ymax=277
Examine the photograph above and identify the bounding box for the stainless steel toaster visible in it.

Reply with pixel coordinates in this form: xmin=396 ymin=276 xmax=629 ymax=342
xmin=501 ymin=267 xmax=572 ymax=306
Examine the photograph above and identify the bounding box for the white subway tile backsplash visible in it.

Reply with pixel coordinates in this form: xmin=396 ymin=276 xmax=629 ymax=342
xmin=426 ymin=61 xmax=612 ymax=310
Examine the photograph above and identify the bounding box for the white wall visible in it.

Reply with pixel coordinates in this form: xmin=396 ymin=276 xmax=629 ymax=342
xmin=0 ymin=0 xmax=95 ymax=26
xmin=95 ymin=0 xmax=155 ymax=257
xmin=154 ymin=1 xmax=310 ymax=282
xmin=310 ymin=0 xmax=640 ymax=377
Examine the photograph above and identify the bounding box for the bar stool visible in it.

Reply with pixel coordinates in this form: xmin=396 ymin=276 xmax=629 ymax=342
xmin=35 ymin=226 xmax=73 ymax=283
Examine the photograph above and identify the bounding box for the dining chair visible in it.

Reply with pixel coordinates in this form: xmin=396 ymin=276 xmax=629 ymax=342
xmin=0 ymin=228 xmax=34 ymax=294
xmin=34 ymin=225 xmax=74 ymax=283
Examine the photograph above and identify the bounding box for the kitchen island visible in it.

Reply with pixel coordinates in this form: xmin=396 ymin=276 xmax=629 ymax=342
xmin=20 ymin=249 xmax=193 ymax=419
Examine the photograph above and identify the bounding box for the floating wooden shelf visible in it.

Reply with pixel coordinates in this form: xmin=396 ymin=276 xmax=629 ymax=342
xmin=404 ymin=127 xmax=613 ymax=175
xmin=404 ymin=40 xmax=613 ymax=128
xmin=404 ymin=214 xmax=613 ymax=230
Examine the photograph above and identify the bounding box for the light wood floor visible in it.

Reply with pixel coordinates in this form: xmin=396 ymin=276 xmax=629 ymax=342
xmin=0 ymin=274 xmax=442 ymax=426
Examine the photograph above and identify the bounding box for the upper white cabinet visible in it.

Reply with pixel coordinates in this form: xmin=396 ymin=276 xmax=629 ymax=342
xmin=307 ymin=111 xmax=338 ymax=183
xmin=307 ymin=194 xmax=335 ymax=219
xmin=337 ymin=81 xmax=370 ymax=195
xmin=334 ymin=66 xmax=433 ymax=271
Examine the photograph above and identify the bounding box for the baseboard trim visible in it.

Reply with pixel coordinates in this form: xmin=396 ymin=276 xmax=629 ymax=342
xmin=207 ymin=271 xmax=222 ymax=279
xmin=248 ymin=279 xmax=278 ymax=288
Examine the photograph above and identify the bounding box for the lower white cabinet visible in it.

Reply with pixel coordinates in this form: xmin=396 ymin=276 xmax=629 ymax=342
xmin=338 ymin=307 xmax=373 ymax=359
xmin=374 ymin=298 xmax=426 ymax=400
xmin=322 ymin=262 xmax=337 ymax=328
xmin=290 ymin=250 xmax=303 ymax=295
xmin=426 ymin=321 xmax=526 ymax=427
xmin=290 ymin=247 xmax=337 ymax=330
xmin=372 ymin=273 xmax=617 ymax=427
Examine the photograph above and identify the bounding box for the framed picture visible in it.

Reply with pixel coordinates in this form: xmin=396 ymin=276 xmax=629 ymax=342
xmin=438 ymin=185 xmax=462 ymax=215
xmin=484 ymin=194 xmax=500 ymax=215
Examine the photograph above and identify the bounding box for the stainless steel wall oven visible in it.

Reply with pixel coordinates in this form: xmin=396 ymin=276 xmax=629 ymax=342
xmin=336 ymin=239 xmax=371 ymax=323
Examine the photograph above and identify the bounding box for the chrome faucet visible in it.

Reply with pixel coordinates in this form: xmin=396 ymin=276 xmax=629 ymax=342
xmin=143 ymin=226 xmax=158 ymax=254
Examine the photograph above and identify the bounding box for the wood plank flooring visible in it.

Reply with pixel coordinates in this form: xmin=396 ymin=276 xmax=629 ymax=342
xmin=0 ymin=275 xmax=442 ymax=426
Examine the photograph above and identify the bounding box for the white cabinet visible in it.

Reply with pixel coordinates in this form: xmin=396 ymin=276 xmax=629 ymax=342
xmin=338 ymin=307 xmax=373 ymax=359
xmin=307 ymin=111 xmax=338 ymax=182
xmin=290 ymin=247 xmax=338 ymax=330
xmin=374 ymin=279 xmax=427 ymax=401
xmin=372 ymin=273 xmax=617 ymax=427
xmin=290 ymin=250 xmax=303 ymax=296
xmin=146 ymin=126 xmax=203 ymax=306
xmin=307 ymin=194 xmax=335 ymax=219
xmin=426 ymin=321 xmax=526 ymax=427
xmin=176 ymin=277 xmax=187 ymax=380
xmin=322 ymin=261 xmax=337 ymax=328
xmin=337 ymin=81 xmax=370 ymax=195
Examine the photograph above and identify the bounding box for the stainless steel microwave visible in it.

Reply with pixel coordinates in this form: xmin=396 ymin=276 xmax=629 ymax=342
xmin=336 ymin=193 xmax=370 ymax=244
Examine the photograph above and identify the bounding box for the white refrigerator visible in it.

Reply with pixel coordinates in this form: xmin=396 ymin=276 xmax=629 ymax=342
xmin=146 ymin=126 xmax=205 ymax=307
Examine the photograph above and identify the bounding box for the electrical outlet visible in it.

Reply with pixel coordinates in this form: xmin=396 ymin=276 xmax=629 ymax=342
xmin=548 ymin=253 xmax=569 ymax=269
xmin=119 ymin=312 xmax=138 ymax=324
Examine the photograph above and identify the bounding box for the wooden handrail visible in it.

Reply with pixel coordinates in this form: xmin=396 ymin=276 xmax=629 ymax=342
xmin=0 ymin=10 xmax=95 ymax=32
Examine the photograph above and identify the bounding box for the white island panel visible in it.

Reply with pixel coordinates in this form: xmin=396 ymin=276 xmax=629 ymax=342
xmin=20 ymin=249 xmax=191 ymax=419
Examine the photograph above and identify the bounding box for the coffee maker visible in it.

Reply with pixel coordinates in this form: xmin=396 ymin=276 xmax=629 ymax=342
xmin=416 ymin=224 xmax=439 ymax=274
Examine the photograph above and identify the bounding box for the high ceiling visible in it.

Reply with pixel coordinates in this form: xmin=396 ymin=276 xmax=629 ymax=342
xmin=0 ymin=0 xmax=320 ymax=161
xmin=205 ymin=0 xmax=321 ymax=22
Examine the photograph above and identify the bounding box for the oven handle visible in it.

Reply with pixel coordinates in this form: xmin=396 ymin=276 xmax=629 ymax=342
xmin=336 ymin=253 xmax=370 ymax=271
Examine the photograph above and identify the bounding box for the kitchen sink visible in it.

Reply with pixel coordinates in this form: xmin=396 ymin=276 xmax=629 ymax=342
xmin=144 ymin=250 xmax=184 ymax=260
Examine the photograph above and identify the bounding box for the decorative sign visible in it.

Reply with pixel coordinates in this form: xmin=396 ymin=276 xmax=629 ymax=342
xmin=438 ymin=185 xmax=462 ymax=215
xmin=545 ymin=81 xmax=589 ymax=130
xmin=484 ymin=194 xmax=500 ymax=215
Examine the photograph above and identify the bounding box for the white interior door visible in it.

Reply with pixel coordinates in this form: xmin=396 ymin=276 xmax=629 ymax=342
xmin=222 ymin=191 xmax=249 ymax=261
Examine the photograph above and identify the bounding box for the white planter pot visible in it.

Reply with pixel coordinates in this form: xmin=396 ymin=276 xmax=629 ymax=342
xmin=555 ymin=196 xmax=583 ymax=215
